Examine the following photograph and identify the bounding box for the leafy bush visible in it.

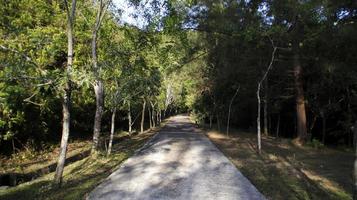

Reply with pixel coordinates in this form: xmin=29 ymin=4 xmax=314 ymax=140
xmin=307 ymin=139 xmax=324 ymax=149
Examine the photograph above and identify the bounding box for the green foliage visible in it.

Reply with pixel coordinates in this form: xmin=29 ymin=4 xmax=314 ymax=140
xmin=0 ymin=0 xmax=356 ymax=153
xmin=307 ymin=139 xmax=325 ymax=149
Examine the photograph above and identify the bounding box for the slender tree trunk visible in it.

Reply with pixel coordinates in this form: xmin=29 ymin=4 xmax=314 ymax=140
xmin=276 ymin=114 xmax=280 ymax=138
xmin=293 ymin=46 xmax=308 ymax=144
xmin=54 ymin=0 xmax=76 ymax=186
xmin=347 ymin=89 xmax=353 ymax=147
xmin=140 ymin=99 xmax=146 ymax=133
xmin=156 ymin=109 xmax=160 ymax=125
xmin=91 ymin=29 xmax=101 ymax=153
xmin=257 ymin=43 xmax=276 ymax=154
xmin=92 ymin=80 xmax=104 ymax=153
xmin=216 ymin=114 xmax=221 ymax=131
xmin=353 ymin=121 xmax=357 ymax=200
xmin=257 ymin=84 xmax=262 ymax=154
xmin=12 ymin=139 xmax=15 ymax=154
xmin=151 ymin=102 xmax=156 ymax=128
xmin=268 ymin=117 xmax=270 ymax=136
xmin=321 ymin=111 xmax=326 ymax=144
xmin=55 ymin=94 xmax=71 ymax=185
xmin=107 ymin=109 xmax=116 ymax=156
xmin=159 ymin=110 xmax=162 ymax=123
xmin=91 ymin=0 xmax=108 ymax=154
xmin=209 ymin=115 xmax=213 ymax=129
xmin=309 ymin=115 xmax=317 ymax=141
xmin=226 ymin=86 xmax=240 ymax=136
xmin=128 ymin=101 xmax=132 ymax=134
xmin=148 ymin=104 xmax=152 ymax=129
xmin=263 ymin=79 xmax=268 ymax=136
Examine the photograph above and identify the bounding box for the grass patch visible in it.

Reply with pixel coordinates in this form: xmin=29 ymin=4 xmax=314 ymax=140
xmin=0 ymin=129 xmax=158 ymax=200
xmin=205 ymin=128 xmax=353 ymax=200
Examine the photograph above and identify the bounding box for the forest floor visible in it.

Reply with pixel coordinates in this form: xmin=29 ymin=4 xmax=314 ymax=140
xmin=0 ymin=126 xmax=161 ymax=200
xmin=206 ymin=128 xmax=353 ymax=200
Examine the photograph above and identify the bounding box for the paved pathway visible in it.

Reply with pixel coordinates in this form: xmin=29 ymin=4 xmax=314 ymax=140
xmin=88 ymin=115 xmax=265 ymax=200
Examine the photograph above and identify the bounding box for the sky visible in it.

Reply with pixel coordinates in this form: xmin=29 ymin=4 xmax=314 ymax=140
xmin=112 ymin=0 xmax=167 ymax=28
xmin=113 ymin=0 xmax=144 ymax=27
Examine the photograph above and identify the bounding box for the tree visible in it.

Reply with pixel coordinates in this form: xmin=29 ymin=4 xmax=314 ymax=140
xmin=91 ymin=0 xmax=110 ymax=154
xmin=354 ymin=121 xmax=357 ymax=199
xmin=54 ymin=0 xmax=76 ymax=186
xmin=292 ymin=23 xmax=308 ymax=144
xmin=140 ymin=98 xmax=146 ymax=133
xmin=257 ymin=39 xmax=277 ymax=154
xmin=106 ymin=81 xmax=120 ymax=156
xmin=226 ymin=85 xmax=240 ymax=137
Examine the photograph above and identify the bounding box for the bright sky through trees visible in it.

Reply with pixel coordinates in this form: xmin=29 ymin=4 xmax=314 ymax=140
xmin=113 ymin=0 xmax=166 ymax=28
xmin=113 ymin=0 xmax=143 ymax=27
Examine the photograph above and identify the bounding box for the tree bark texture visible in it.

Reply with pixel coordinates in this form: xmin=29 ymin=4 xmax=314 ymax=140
xmin=54 ymin=0 xmax=76 ymax=186
xmin=141 ymin=99 xmax=146 ymax=133
xmin=148 ymin=104 xmax=152 ymax=129
xmin=263 ymin=78 xmax=268 ymax=136
xmin=107 ymin=109 xmax=116 ymax=156
xmin=276 ymin=114 xmax=280 ymax=138
xmin=128 ymin=101 xmax=132 ymax=134
xmin=293 ymin=47 xmax=308 ymax=144
xmin=92 ymin=80 xmax=104 ymax=153
xmin=226 ymin=86 xmax=240 ymax=136
xmin=257 ymin=43 xmax=276 ymax=154
xmin=353 ymin=121 xmax=357 ymax=200
xmin=91 ymin=0 xmax=108 ymax=154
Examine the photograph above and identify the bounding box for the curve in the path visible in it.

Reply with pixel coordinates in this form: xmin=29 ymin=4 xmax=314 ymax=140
xmin=87 ymin=115 xmax=265 ymax=200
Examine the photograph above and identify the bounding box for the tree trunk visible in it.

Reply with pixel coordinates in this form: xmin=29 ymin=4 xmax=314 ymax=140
xmin=209 ymin=115 xmax=213 ymax=129
xmin=257 ymin=83 xmax=262 ymax=154
xmin=159 ymin=110 xmax=162 ymax=123
xmin=293 ymin=46 xmax=308 ymax=144
xmin=321 ymin=111 xmax=326 ymax=144
xmin=54 ymin=0 xmax=76 ymax=186
xmin=140 ymin=99 xmax=146 ymax=133
xmin=226 ymin=86 xmax=240 ymax=137
xmin=55 ymin=91 xmax=71 ymax=185
xmin=128 ymin=101 xmax=132 ymax=134
xmin=151 ymin=102 xmax=156 ymax=128
xmin=92 ymin=80 xmax=104 ymax=153
xmin=156 ymin=109 xmax=160 ymax=125
xmin=107 ymin=109 xmax=116 ymax=156
xmin=263 ymin=78 xmax=268 ymax=136
xmin=257 ymin=43 xmax=276 ymax=153
xmin=91 ymin=0 xmax=108 ymax=154
xmin=216 ymin=114 xmax=221 ymax=131
xmin=353 ymin=121 xmax=357 ymax=200
xmin=276 ymin=114 xmax=280 ymax=139
xmin=12 ymin=139 xmax=15 ymax=154
xmin=308 ymin=115 xmax=317 ymax=141
xmin=148 ymin=104 xmax=152 ymax=129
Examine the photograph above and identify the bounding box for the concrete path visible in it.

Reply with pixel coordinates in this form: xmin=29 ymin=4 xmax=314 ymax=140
xmin=88 ymin=115 xmax=265 ymax=200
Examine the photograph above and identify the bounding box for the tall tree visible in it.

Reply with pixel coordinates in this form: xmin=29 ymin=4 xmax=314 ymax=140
xmin=292 ymin=16 xmax=308 ymax=144
xmin=257 ymin=39 xmax=277 ymax=154
xmin=54 ymin=0 xmax=76 ymax=185
xmin=140 ymin=98 xmax=146 ymax=133
xmin=91 ymin=0 xmax=110 ymax=154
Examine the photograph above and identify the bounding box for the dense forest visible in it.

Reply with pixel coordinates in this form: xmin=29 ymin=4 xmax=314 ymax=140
xmin=0 ymin=0 xmax=357 ymax=199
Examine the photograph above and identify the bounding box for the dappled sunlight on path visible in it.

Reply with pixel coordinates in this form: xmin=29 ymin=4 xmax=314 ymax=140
xmin=87 ymin=115 xmax=265 ymax=200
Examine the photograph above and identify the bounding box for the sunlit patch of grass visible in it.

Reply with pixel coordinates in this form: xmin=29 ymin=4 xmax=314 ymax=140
xmin=0 ymin=129 xmax=158 ymax=200
xmin=0 ymin=140 xmax=92 ymax=178
xmin=206 ymin=127 xmax=353 ymax=200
